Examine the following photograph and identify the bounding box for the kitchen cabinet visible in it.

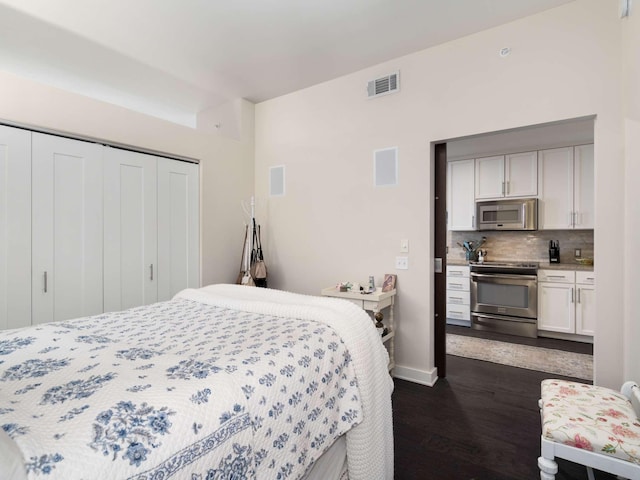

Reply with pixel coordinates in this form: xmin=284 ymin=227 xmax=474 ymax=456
xmin=447 ymin=159 xmax=475 ymax=230
xmin=537 ymin=269 xmax=595 ymax=338
xmin=32 ymin=133 xmax=104 ymax=325
xmin=446 ymin=265 xmax=470 ymax=326
xmin=575 ymin=271 xmax=596 ymax=336
xmin=0 ymin=126 xmax=32 ymax=330
xmin=538 ymin=144 xmax=594 ymax=229
xmin=475 ymin=151 xmax=537 ymax=200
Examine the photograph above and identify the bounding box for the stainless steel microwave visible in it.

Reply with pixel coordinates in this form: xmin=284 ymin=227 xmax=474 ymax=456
xmin=476 ymin=198 xmax=538 ymax=231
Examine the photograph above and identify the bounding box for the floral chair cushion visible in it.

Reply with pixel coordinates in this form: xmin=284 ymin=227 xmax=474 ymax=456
xmin=541 ymin=379 xmax=640 ymax=465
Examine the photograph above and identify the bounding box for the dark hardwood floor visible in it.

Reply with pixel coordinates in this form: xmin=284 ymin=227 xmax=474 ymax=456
xmin=393 ymin=355 xmax=614 ymax=480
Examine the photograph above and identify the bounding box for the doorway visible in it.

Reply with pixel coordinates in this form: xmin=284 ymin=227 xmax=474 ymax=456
xmin=433 ymin=117 xmax=596 ymax=380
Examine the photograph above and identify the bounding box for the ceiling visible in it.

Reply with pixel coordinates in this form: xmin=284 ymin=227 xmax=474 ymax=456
xmin=0 ymin=0 xmax=575 ymax=127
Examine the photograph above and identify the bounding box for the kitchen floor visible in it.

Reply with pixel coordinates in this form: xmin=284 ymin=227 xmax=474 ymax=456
xmin=446 ymin=324 xmax=593 ymax=355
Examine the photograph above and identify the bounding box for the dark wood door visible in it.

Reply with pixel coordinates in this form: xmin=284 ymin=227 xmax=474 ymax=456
xmin=434 ymin=143 xmax=447 ymax=378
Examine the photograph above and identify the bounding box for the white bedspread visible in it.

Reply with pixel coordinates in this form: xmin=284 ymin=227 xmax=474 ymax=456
xmin=0 ymin=285 xmax=393 ymax=480
xmin=180 ymin=285 xmax=394 ymax=480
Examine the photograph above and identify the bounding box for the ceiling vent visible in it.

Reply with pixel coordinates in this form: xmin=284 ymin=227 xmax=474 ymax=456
xmin=367 ymin=71 xmax=399 ymax=99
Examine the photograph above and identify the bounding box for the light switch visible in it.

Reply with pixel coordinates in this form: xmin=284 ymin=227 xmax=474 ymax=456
xmin=395 ymin=256 xmax=409 ymax=270
xmin=400 ymin=239 xmax=409 ymax=253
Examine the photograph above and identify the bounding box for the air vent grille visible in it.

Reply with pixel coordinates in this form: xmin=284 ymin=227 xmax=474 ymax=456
xmin=367 ymin=72 xmax=399 ymax=98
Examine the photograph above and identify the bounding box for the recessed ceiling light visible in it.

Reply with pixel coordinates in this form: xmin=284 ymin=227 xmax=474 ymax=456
xmin=499 ymin=47 xmax=511 ymax=57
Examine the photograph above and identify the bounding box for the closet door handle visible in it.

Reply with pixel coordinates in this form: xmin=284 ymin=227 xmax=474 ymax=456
xmin=150 ymin=264 xmax=154 ymax=281
xmin=44 ymin=271 xmax=48 ymax=293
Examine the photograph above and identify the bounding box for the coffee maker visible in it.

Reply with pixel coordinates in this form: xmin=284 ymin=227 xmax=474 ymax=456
xmin=549 ymin=240 xmax=560 ymax=263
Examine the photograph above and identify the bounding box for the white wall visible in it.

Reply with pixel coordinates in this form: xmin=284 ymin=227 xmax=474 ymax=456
xmin=255 ymin=0 xmax=632 ymax=388
xmin=622 ymin=4 xmax=640 ymax=384
xmin=0 ymin=70 xmax=255 ymax=288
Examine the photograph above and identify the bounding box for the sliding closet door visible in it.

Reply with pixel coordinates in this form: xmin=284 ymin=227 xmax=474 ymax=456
xmin=157 ymin=158 xmax=200 ymax=301
xmin=103 ymin=147 xmax=157 ymax=312
xmin=0 ymin=126 xmax=31 ymax=330
xmin=32 ymin=133 xmax=103 ymax=325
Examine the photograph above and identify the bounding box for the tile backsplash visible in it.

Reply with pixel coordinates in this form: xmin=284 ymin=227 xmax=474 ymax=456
xmin=448 ymin=230 xmax=594 ymax=264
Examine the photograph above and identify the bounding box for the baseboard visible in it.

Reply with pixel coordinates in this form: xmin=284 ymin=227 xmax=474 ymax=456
xmin=393 ymin=365 xmax=438 ymax=386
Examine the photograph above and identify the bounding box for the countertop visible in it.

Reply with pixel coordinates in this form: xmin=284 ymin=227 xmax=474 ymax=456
xmin=446 ymin=259 xmax=594 ymax=272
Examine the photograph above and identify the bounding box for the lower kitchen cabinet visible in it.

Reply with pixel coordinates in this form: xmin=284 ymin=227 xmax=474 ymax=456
xmin=575 ymin=271 xmax=596 ymax=336
xmin=537 ymin=269 xmax=595 ymax=338
xmin=446 ymin=265 xmax=470 ymax=326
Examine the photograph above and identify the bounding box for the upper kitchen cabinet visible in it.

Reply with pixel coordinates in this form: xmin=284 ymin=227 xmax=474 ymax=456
xmin=474 ymin=151 xmax=537 ymax=200
xmin=538 ymin=144 xmax=594 ymax=229
xmin=447 ymin=159 xmax=475 ymax=230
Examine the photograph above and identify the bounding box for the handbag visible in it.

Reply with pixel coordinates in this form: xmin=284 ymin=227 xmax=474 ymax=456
xmin=250 ymin=221 xmax=267 ymax=288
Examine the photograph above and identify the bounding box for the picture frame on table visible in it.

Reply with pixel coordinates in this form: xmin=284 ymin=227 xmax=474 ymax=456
xmin=382 ymin=274 xmax=396 ymax=292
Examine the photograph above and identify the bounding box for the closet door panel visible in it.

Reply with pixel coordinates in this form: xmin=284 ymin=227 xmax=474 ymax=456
xmin=104 ymin=148 xmax=157 ymax=312
xmin=0 ymin=126 xmax=31 ymax=330
xmin=32 ymin=133 xmax=103 ymax=324
xmin=157 ymin=158 xmax=199 ymax=301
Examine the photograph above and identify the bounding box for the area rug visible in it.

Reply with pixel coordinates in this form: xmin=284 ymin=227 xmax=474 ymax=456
xmin=447 ymin=334 xmax=593 ymax=381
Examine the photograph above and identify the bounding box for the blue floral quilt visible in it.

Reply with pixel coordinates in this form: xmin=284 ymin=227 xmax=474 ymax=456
xmin=0 ymin=294 xmax=362 ymax=479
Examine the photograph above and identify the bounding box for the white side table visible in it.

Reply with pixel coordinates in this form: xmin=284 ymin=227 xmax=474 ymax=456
xmin=321 ymin=286 xmax=396 ymax=372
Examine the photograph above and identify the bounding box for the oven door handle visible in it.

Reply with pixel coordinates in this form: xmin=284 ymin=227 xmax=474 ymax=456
xmin=470 ymin=272 xmax=538 ymax=282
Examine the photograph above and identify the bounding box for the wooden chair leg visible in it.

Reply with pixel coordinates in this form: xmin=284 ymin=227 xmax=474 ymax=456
xmin=538 ymin=456 xmax=558 ymax=480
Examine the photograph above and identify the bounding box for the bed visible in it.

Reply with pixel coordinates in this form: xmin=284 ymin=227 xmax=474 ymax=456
xmin=0 ymin=284 xmax=394 ymax=479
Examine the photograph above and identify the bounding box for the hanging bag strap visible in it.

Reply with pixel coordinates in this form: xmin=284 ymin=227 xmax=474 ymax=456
xmin=257 ymin=225 xmax=264 ymax=261
xmin=236 ymin=225 xmax=249 ymax=284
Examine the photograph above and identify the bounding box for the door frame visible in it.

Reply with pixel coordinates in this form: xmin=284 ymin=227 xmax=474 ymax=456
xmin=434 ymin=142 xmax=447 ymax=377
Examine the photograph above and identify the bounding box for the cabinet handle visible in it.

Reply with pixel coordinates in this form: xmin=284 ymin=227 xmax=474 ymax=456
xmin=450 ymin=271 xmax=463 ymax=276
xmin=450 ymin=310 xmax=464 ymax=316
xmin=44 ymin=271 xmax=48 ymax=293
xmin=571 ymin=287 xmax=574 ymax=303
xmin=472 ymin=215 xmax=475 ymax=229
xmin=505 ymin=180 xmax=509 ymax=195
xmin=577 ymin=288 xmax=581 ymax=303
xmin=150 ymin=264 xmax=154 ymax=281
xmin=502 ymin=181 xmax=505 ymax=196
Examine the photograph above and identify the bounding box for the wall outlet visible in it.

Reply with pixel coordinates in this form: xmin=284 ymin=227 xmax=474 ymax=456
xmin=395 ymin=256 xmax=409 ymax=270
xmin=400 ymin=239 xmax=409 ymax=253
xmin=575 ymin=248 xmax=581 ymax=257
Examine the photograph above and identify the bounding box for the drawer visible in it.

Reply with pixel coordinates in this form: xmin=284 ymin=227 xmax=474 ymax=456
xmin=342 ymin=298 xmax=365 ymax=309
xmin=576 ymin=271 xmax=595 ymax=285
xmin=446 ymin=277 xmax=469 ymax=291
xmin=446 ymin=304 xmax=470 ymax=320
xmin=447 ymin=265 xmax=470 ymax=278
xmin=446 ymin=290 xmax=470 ymax=306
xmin=363 ymin=296 xmax=392 ymax=311
xmin=538 ymin=270 xmax=575 ymax=283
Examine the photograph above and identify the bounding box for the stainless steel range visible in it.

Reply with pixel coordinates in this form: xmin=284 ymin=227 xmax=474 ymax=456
xmin=470 ymin=261 xmax=538 ymax=338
